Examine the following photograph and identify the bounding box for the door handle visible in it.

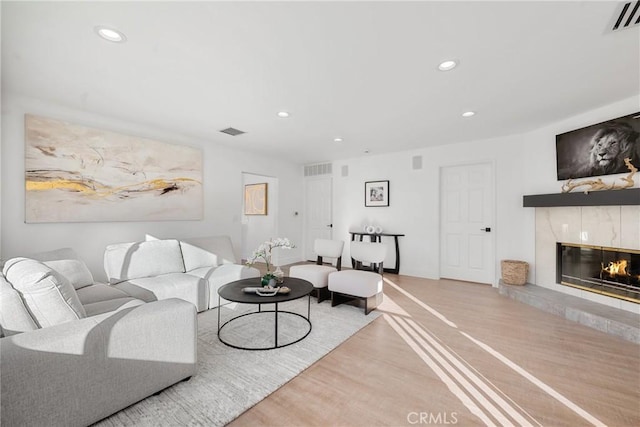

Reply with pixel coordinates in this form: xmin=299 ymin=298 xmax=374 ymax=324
xmin=327 ymin=224 xmax=333 ymax=228
xmin=481 ymin=227 xmax=491 ymax=232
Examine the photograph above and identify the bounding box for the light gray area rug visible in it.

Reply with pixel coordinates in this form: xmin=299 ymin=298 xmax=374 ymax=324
xmin=95 ymin=298 xmax=380 ymax=426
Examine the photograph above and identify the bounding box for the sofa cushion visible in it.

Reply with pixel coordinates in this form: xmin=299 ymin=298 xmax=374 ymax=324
xmin=104 ymin=239 xmax=186 ymax=284
xmin=328 ymin=270 xmax=383 ymax=298
xmin=189 ymin=264 xmax=260 ymax=308
xmin=76 ymin=283 xmax=145 ymax=317
xmin=114 ymin=273 xmax=208 ymax=312
xmin=3 ymin=258 xmax=86 ymax=328
xmin=179 ymin=236 xmax=238 ymax=271
xmin=0 ymin=273 xmax=39 ymax=336
xmin=44 ymin=259 xmax=94 ymax=290
xmin=83 ymin=298 xmax=145 ymax=317
xmin=76 ymin=283 xmax=135 ymax=305
xmin=289 ymin=264 xmax=337 ymax=289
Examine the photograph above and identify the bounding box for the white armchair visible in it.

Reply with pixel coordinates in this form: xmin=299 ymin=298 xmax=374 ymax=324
xmin=328 ymin=241 xmax=387 ymax=315
xmin=289 ymin=239 xmax=345 ymax=303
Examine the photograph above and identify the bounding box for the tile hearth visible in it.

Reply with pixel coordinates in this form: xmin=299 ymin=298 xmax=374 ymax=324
xmin=499 ymin=281 xmax=640 ymax=343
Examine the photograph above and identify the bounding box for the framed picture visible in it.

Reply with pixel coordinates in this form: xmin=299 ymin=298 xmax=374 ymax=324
xmin=365 ymin=180 xmax=389 ymax=207
xmin=25 ymin=114 xmax=203 ymax=223
xmin=556 ymin=111 xmax=640 ymax=180
xmin=244 ymin=183 xmax=268 ymax=215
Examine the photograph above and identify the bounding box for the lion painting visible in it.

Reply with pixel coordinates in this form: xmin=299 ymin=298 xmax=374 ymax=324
xmin=584 ymin=123 xmax=639 ymax=174
xmin=560 ymin=121 xmax=640 ymax=179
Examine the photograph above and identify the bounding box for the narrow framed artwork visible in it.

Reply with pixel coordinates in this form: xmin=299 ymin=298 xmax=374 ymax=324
xmin=364 ymin=180 xmax=389 ymax=207
xmin=244 ymin=183 xmax=268 ymax=215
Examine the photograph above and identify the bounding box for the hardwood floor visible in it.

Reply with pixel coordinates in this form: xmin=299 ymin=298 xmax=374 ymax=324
xmin=230 ymin=272 xmax=640 ymax=427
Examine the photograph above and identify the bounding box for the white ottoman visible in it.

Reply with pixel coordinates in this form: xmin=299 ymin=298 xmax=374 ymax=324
xmin=328 ymin=269 xmax=383 ymax=315
xmin=289 ymin=264 xmax=336 ymax=303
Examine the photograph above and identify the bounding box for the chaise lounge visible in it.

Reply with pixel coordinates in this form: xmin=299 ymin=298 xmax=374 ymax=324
xmin=0 ymin=248 xmax=197 ymax=427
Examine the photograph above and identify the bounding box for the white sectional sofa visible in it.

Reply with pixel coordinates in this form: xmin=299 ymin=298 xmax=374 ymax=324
xmin=0 ymin=248 xmax=197 ymax=427
xmin=1 ymin=236 xmax=251 ymax=426
xmin=103 ymin=235 xmax=260 ymax=311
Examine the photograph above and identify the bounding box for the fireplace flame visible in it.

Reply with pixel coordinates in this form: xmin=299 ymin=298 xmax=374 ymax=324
xmin=602 ymin=260 xmax=629 ymax=277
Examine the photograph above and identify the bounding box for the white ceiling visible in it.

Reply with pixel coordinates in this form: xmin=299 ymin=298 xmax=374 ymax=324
xmin=2 ymin=1 xmax=639 ymax=165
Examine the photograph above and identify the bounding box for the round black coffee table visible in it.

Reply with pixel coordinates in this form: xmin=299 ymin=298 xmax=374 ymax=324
xmin=217 ymin=277 xmax=314 ymax=350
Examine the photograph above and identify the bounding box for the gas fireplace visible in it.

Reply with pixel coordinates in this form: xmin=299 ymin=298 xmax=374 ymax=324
xmin=556 ymin=243 xmax=640 ymax=303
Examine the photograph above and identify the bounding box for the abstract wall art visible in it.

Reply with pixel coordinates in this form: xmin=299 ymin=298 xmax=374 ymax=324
xmin=244 ymin=183 xmax=268 ymax=215
xmin=25 ymin=114 xmax=203 ymax=223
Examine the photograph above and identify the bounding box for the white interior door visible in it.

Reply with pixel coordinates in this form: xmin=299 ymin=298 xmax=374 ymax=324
xmin=304 ymin=177 xmax=332 ymax=261
xmin=440 ymin=162 xmax=495 ymax=284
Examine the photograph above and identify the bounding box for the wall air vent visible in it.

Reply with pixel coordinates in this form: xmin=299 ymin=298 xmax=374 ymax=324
xmin=219 ymin=127 xmax=246 ymax=136
xmin=609 ymin=1 xmax=640 ymax=32
xmin=304 ymin=163 xmax=332 ymax=177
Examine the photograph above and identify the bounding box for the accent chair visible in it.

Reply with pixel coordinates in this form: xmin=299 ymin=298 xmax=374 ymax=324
xmin=289 ymin=239 xmax=345 ymax=303
xmin=328 ymin=240 xmax=386 ymax=315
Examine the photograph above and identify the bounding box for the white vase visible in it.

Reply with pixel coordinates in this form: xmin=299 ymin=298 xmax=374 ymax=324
xmin=273 ymin=266 xmax=285 ymax=284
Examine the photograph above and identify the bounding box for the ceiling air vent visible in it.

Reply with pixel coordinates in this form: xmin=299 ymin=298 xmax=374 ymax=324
xmin=304 ymin=163 xmax=332 ymax=177
xmin=219 ymin=127 xmax=246 ymax=136
xmin=609 ymin=1 xmax=640 ymax=32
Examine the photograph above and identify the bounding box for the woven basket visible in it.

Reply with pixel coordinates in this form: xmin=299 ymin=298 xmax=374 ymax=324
xmin=501 ymin=260 xmax=529 ymax=285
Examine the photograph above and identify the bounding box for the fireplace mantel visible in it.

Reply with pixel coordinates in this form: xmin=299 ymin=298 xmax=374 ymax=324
xmin=523 ymin=188 xmax=640 ymax=207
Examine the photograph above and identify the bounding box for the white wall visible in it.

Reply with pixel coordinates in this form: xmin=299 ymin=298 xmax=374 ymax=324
xmin=0 ymin=8 xmax=3 ymax=260
xmin=4 ymin=93 xmax=636 ymax=286
xmin=331 ymin=95 xmax=639 ymax=287
xmin=521 ymin=95 xmax=640 ymax=283
xmin=0 ymin=94 xmax=304 ymax=281
xmin=241 ymin=171 xmax=298 ymax=267
xmin=522 ymin=96 xmax=640 ymax=195
xmin=332 ymin=133 xmax=528 ymax=284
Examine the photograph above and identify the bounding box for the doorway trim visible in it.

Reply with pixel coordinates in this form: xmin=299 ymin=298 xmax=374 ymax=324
xmin=241 ymin=172 xmax=279 ymax=264
xmin=438 ymin=159 xmax=497 ymax=286
xmin=302 ymin=175 xmax=333 ymax=261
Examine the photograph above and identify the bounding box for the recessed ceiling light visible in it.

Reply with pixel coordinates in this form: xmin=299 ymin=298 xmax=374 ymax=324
xmin=438 ymin=60 xmax=458 ymax=71
xmin=277 ymin=111 xmax=290 ymax=118
xmin=334 ymin=137 xmax=343 ymax=143
xmin=462 ymin=111 xmax=476 ymax=118
xmin=94 ymin=26 xmax=127 ymax=43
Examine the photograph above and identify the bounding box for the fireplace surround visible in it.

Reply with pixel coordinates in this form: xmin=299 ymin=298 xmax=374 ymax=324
xmin=556 ymin=243 xmax=640 ymax=303
xmin=510 ymin=193 xmax=640 ymax=340
xmin=533 ymin=205 xmax=639 ymax=313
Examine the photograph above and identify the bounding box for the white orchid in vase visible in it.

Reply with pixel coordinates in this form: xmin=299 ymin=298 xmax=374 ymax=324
xmin=246 ymin=237 xmax=296 ymax=286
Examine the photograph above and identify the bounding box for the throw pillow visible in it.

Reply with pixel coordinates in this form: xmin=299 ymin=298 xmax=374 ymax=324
xmin=3 ymin=257 xmax=86 ymax=328
xmin=180 ymin=236 xmax=237 ymax=271
xmin=179 ymin=241 xmax=221 ymax=271
xmin=44 ymin=259 xmax=94 ymax=290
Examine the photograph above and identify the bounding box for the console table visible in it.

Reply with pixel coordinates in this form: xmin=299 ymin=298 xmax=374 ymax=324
xmin=348 ymin=231 xmax=405 ymax=274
